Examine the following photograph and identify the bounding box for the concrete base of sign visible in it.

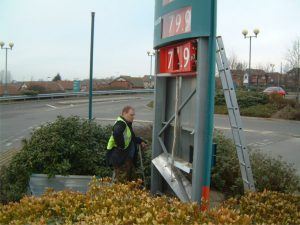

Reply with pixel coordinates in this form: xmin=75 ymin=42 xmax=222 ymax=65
xmin=29 ymin=174 xmax=93 ymax=196
xmin=152 ymin=153 xmax=192 ymax=202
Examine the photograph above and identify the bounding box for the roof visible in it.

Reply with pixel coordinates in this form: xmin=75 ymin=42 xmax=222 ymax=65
xmin=143 ymin=75 xmax=153 ymax=82
xmin=0 ymin=84 xmax=22 ymax=96
xmin=245 ymin=69 xmax=266 ymax=76
xmin=231 ymin=69 xmax=245 ymax=77
xmin=287 ymin=68 xmax=300 ymax=75
xmin=57 ymin=80 xmax=73 ymax=90
xmin=21 ymin=81 xmax=64 ymax=92
xmin=111 ymin=76 xmax=144 ymax=87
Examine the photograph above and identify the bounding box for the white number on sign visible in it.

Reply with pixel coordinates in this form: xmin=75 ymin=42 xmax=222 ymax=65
xmin=169 ymin=15 xmax=174 ymax=34
xmin=175 ymin=14 xmax=181 ymax=32
xmin=183 ymin=47 xmax=190 ymax=68
xmin=168 ymin=49 xmax=173 ymax=69
xmin=185 ymin=9 xmax=191 ymax=32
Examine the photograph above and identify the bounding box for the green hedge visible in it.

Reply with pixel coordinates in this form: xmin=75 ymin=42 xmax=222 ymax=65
xmin=215 ymin=91 xmax=269 ymax=108
xmin=0 ymin=116 xmax=113 ymax=203
xmin=212 ymin=130 xmax=300 ymax=197
xmin=1 ymin=116 xmax=299 ymax=204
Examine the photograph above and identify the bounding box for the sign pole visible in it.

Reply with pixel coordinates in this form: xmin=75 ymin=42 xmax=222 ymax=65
xmin=192 ymin=0 xmax=217 ymax=205
xmin=89 ymin=12 xmax=95 ymax=121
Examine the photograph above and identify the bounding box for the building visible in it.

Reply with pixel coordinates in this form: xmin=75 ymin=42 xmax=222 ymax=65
xmin=285 ymin=68 xmax=300 ymax=90
xmin=0 ymin=84 xmax=22 ymax=96
xmin=143 ymin=75 xmax=155 ymax=89
xmin=57 ymin=80 xmax=74 ymax=91
xmin=109 ymin=76 xmax=144 ymax=89
xmin=20 ymin=81 xmax=65 ymax=93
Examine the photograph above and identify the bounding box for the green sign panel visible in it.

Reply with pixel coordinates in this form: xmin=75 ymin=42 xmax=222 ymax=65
xmin=154 ymin=0 xmax=213 ymax=49
xmin=73 ymin=80 xmax=80 ymax=92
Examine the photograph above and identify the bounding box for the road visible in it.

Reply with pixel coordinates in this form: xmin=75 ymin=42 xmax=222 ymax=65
xmin=1 ymin=93 xmax=300 ymax=174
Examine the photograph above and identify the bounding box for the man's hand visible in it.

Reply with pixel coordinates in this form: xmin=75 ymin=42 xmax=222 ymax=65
xmin=140 ymin=141 xmax=147 ymax=150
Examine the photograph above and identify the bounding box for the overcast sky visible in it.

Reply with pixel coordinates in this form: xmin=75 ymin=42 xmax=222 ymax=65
xmin=0 ymin=0 xmax=299 ymax=81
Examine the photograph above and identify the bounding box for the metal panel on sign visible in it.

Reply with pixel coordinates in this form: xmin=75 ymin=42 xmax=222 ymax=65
xmin=154 ymin=0 xmax=213 ymax=48
xmin=159 ymin=40 xmax=197 ymax=74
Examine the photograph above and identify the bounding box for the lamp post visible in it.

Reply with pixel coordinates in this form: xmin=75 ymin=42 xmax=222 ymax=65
xmin=0 ymin=41 xmax=14 ymax=96
xmin=270 ymin=63 xmax=275 ymax=86
xmin=147 ymin=50 xmax=155 ymax=88
xmin=242 ymin=28 xmax=260 ymax=90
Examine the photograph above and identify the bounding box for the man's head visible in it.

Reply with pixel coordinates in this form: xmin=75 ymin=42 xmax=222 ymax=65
xmin=122 ymin=106 xmax=135 ymax=123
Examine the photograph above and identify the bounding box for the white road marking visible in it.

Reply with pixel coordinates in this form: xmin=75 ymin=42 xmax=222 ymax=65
xmin=215 ymin=126 xmax=274 ymax=134
xmin=5 ymin=142 xmax=12 ymax=147
xmin=248 ymin=139 xmax=274 ymax=148
xmin=94 ymin=118 xmax=153 ymax=124
xmin=46 ymin=104 xmax=57 ymax=109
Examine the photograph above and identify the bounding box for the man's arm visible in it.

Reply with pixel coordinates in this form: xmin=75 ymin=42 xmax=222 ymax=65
xmin=135 ymin=137 xmax=146 ymax=145
xmin=113 ymin=121 xmax=126 ymax=149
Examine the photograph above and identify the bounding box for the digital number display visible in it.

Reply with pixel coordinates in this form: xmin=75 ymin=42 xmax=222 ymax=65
xmin=163 ymin=0 xmax=174 ymax=6
xmin=159 ymin=40 xmax=197 ymax=74
xmin=162 ymin=7 xmax=192 ymax=38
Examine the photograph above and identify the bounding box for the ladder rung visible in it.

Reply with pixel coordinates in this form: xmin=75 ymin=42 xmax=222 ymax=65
xmin=243 ymin=179 xmax=250 ymax=184
xmin=223 ymin=88 xmax=235 ymax=91
xmin=240 ymin=162 xmax=246 ymax=166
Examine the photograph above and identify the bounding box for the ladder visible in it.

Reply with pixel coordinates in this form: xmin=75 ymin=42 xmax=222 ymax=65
xmin=215 ymin=36 xmax=256 ymax=192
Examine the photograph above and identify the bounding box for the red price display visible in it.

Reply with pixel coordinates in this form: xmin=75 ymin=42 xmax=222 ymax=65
xmin=163 ymin=0 xmax=174 ymax=6
xmin=162 ymin=7 xmax=192 ymax=38
xmin=159 ymin=40 xmax=197 ymax=74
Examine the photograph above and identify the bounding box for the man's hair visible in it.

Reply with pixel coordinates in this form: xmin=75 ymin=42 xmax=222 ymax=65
xmin=122 ymin=105 xmax=134 ymax=115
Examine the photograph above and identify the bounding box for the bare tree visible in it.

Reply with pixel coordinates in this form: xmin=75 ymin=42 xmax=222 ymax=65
xmin=255 ymin=63 xmax=272 ymax=86
xmin=228 ymin=52 xmax=248 ymax=70
xmin=286 ymin=37 xmax=300 ymax=102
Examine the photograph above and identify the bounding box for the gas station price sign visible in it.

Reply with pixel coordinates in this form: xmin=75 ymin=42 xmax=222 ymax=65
xmin=159 ymin=39 xmax=197 ymax=73
xmin=154 ymin=0 xmax=212 ymax=49
xmin=162 ymin=7 xmax=191 ymax=39
xmin=163 ymin=0 xmax=174 ymax=6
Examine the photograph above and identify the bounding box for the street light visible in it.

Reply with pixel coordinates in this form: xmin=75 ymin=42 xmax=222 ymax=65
xmin=242 ymin=28 xmax=260 ymax=89
xmin=147 ymin=50 xmax=155 ymax=87
xmin=0 ymin=41 xmax=14 ymax=96
xmin=270 ymin=63 xmax=275 ymax=86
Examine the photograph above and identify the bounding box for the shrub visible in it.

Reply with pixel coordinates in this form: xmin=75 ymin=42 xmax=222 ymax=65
xmin=240 ymin=104 xmax=278 ymax=118
xmin=236 ymin=91 xmax=269 ymax=108
xmin=211 ymin=131 xmax=243 ymax=196
xmin=21 ymin=90 xmax=38 ymax=96
xmin=1 ymin=179 xmax=298 ymax=225
xmin=225 ymin=190 xmax=300 ymax=225
xmin=0 ymin=116 xmax=113 ymax=204
xmin=1 ymin=117 xmax=299 ymax=204
xmin=28 ymin=85 xmax=46 ymax=93
xmin=273 ymin=105 xmax=300 ymax=120
xmin=214 ymin=105 xmax=228 ymax=114
xmin=211 ymin=130 xmax=300 ymax=197
xmin=268 ymin=93 xmax=297 ymax=109
xmin=0 ymin=178 xmax=253 ymax=225
xmin=214 ymin=91 xmax=269 ymax=108
xmin=250 ymin=149 xmax=300 ymax=193
xmin=147 ymin=100 xmax=154 ymax=108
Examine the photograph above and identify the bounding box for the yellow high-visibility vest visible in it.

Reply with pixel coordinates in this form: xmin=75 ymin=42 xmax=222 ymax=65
xmin=107 ymin=116 xmax=132 ymax=150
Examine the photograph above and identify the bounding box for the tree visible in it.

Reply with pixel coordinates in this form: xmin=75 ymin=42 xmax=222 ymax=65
xmin=52 ymin=73 xmax=62 ymax=81
xmin=228 ymin=53 xmax=247 ymax=70
xmin=286 ymin=38 xmax=300 ymax=102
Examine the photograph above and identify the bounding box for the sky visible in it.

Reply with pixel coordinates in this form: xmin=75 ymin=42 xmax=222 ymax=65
xmin=0 ymin=0 xmax=299 ymax=81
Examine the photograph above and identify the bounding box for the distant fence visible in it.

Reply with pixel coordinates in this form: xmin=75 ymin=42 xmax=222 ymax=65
xmin=0 ymin=89 xmax=155 ymax=102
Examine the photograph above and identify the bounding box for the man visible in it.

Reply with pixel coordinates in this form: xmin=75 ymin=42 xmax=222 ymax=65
xmin=106 ymin=105 xmax=147 ymax=182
